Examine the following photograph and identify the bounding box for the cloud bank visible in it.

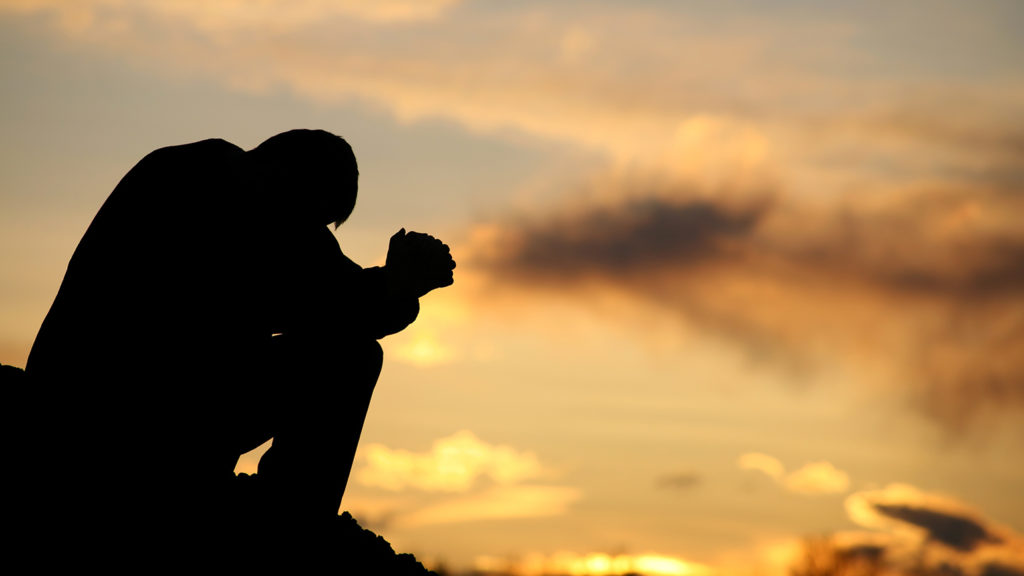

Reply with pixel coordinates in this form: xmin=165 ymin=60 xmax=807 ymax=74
xmin=468 ymin=177 xmax=1024 ymax=430
xmin=4 ymin=0 xmax=1023 ymax=181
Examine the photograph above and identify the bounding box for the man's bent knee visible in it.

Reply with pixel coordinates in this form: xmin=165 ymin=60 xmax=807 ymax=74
xmin=361 ymin=339 xmax=383 ymax=377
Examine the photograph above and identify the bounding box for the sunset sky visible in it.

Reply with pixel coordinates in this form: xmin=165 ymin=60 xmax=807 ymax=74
xmin=2 ymin=1 xmax=1023 ymax=574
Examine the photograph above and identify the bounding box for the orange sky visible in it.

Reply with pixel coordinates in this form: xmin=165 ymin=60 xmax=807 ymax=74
xmin=2 ymin=2 xmax=1023 ymax=574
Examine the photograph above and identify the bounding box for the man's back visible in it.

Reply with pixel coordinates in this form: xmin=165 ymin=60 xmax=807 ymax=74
xmin=29 ymin=139 xmax=247 ymax=376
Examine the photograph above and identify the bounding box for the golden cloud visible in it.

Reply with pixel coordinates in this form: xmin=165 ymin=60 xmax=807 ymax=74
xmin=783 ymin=461 xmax=851 ymax=495
xmin=398 ymin=484 xmax=581 ymax=528
xmin=739 ymin=453 xmax=850 ymax=495
xmin=356 ymin=430 xmax=545 ymax=492
xmin=737 ymin=453 xmax=785 ymax=482
xmin=351 ymin=431 xmax=579 ymax=527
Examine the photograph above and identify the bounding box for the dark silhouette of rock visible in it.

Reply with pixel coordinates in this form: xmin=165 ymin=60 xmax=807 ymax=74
xmin=0 ymin=363 xmax=24 ymax=379
xmin=14 ymin=130 xmax=455 ymax=568
xmin=322 ymin=511 xmax=438 ymax=574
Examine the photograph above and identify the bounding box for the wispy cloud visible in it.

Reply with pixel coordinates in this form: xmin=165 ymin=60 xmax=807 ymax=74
xmin=783 ymin=462 xmax=851 ymax=496
xmin=3 ymin=0 xmax=1022 ymax=185
xmin=356 ymin=430 xmax=545 ymax=492
xmin=0 ymin=0 xmax=466 ymax=32
xmin=738 ymin=453 xmax=786 ymax=482
xmin=739 ymin=452 xmax=850 ymax=495
xmin=352 ymin=431 xmax=578 ymax=527
xmin=399 ymin=484 xmax=581 ymax=528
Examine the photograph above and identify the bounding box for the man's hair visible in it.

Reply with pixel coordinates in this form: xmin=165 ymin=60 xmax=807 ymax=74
xmin=249 ymin=129 xmax=359 ymax=228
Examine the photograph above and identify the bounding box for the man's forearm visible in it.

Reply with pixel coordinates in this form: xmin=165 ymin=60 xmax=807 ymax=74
xmin=356 ymin=265 xmax=420 ymax=339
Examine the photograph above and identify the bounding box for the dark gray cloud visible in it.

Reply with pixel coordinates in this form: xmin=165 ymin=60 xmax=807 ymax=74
xmin=799 ymin=485 xmax=1024 ymax=576
xmin=469 ymin=182 xmax=1024 ymax=430
xmin=981 ymin=563 xmax=1024 ymax=576
xmin=501 ymin=197 xmax=766 ymax=277
xmin=656 ymin=471 xmax=702 ymax=491
xmin=476 ymin=187 xmax=1024 ymax=300
xmin=874 ymin=504 xmax=1002 ymax=552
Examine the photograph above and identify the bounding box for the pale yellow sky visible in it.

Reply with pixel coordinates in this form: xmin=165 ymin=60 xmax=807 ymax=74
xmin=2 ymin=2 xmax=1023 ymax=574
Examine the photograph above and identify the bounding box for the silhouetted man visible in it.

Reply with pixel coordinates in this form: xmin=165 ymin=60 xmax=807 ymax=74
xmin=24 ymin=129 xmax=454 ymax=562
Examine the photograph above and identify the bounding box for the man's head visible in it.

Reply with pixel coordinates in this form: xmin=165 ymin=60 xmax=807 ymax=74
xmin=248 ymin=129 xmax=359 ymax=228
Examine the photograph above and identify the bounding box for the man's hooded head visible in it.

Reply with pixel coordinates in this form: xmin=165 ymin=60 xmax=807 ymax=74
xmin=248 ymin=129 xmax=359 ymax=228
